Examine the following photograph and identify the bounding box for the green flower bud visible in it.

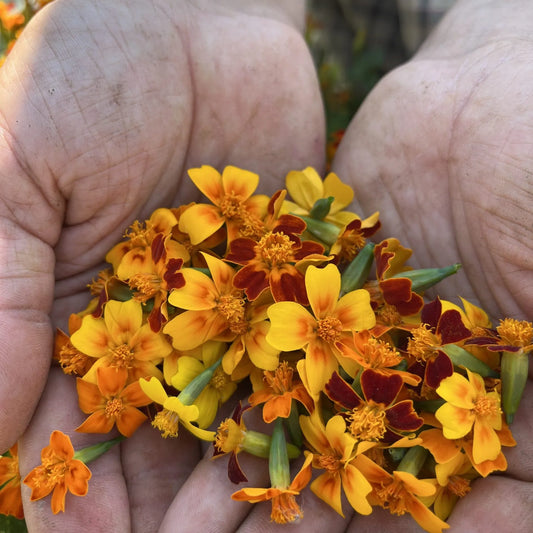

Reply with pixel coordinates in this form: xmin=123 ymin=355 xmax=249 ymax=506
xmin=309 ymin=196 xmax=335 ymax=220
xmin=501 ymin=349 xmax=529 ymax=424
xmin=340 ymin=242 xmax=375 ymax=295
xmin=441 ymin=344 xmax=499 ymax=378
xmin=297 ymin=215 xmax=340 ymax=245
xmin=269 ymin=418 xmax=291 ymax=488
xmin=392 ymin=263 xmax=461 ymax=293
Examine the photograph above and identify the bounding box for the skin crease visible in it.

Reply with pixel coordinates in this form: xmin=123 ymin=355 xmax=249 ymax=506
xmin=0 ymin=0 xmax=530 ymax=531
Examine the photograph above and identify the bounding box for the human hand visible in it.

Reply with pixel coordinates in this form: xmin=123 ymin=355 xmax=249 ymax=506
xmin=0 ymin=0 xmax=324 ymax=529
xmin=154 ymin=0 xmax=533 ymax=531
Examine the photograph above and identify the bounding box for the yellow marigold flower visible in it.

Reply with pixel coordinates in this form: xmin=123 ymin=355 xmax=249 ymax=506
xmin=178 ymin=165 xmax=268 ymax=245
xmin=283 ymin=167 xmax=357 ymax=226
xmin=435 ymin=370 xmax=503 ymax=464
xmin=70 ymin=299 xmax=172 ymax=384
xmin=139 ymin=376 xmax=215 ymax=441
xmin=267 ymin=263 xmax=375 ymax=396
xmin=23 ymin=431 xmax=91 ymax=514
xmin=0 ymin=443 xmax=23 ymax=519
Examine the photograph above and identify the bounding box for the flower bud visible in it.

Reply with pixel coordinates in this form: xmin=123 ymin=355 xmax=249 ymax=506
xmin=501 ymin=349 xmax=529 ymax=424
xmin=340 ymin=242 xmax=375 ymax=295
xmin=297 ymin=215 xmax=340 ymax=245
xmin=309 ymin=196 xmax=335 ymax=220
xmin=269 ymin=419 xmax=291 ymax=489
xmin=392 ymin=263 xmax=461 ymax=293
xmin=441 ymin=344 xmax=499 ymax=378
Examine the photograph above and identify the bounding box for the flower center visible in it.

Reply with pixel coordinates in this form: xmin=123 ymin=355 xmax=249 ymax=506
xmin=317 ymin=316 xmax=343 ymax=343
xmin=256 ymin=232 xmax=294 ymax=267
xmin=374 ymin=478 xmax=408 ymax=516
xmin=38 ymin=458 xmax=68 ymax=489
xmin=217 ymin=294 xmax=247 ymax=334
xmin=447 ymin=475 xmax=471 ymax=498
xmin=407 ymin=324 xmax=441 ymax=362
xmin=124 ymin=220 xmax=150 ymax=248
xmin=348 ymin=404 xmax=387 ymax=441
xmin=497 ymin=318 xmax=533 ymax=348
xmin=58 ymin=344 xmax=92 ymax=376
xmin=110 ymin=344 xmax=135 ymax=369
xmin=377 ymin=303 xmax=403 ymax=327
xmin=215 ymin=418 xmax=244 ymax=453
xmin=338 ymin=228 xmax=366 ymax=262
xmin=238 ymin=209 xmax=265 ymax=240
xmin=105 ymin=397 xmax=125 ymax=418
xmin=264 ymin=361 xmax=294 ymax=394
xmin=219 ymin=193 xmax=245 ymax=220
xmin=152 ymin=408 xmax=180 ymax=438
xmin=361 ymin=338 xmax=403 ymax=368
xmin=129 ymin=273 xmax=161 ymax=302
xmin=473 ymin=396 xmax=501 ymax=418
xmin=210 ymin=367 xmax=231 ymax=391
xmin=270 ymin=493 xmax=303 ymax=524
xmin=316 ymin=452 xmax=342 ymax=474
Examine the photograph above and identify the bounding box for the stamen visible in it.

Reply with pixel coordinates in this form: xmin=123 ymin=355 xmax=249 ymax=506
xmin=407 ymin=324 xmax=441 ymax=362
xmin=104 ymin=398 xmax=125 ymax=418
xmin=497 ymin=318 xmax=533 ymax=348
xmin=271 ymin=493 xmax=303 ymax=524
xmin=317 ymin=316 xmax=343 ymax=343
xmin=263 ymin=361 xmax=294 ymax=394
xmin=110 ymin=344 xmax=135 ymax=369
xmin=348 ymin=404 xmax=387 ymax=441
xmin=256 ymin=232 xmax=295 ymax=267
xmin=152 ymin=408 xmax=180 ymax=438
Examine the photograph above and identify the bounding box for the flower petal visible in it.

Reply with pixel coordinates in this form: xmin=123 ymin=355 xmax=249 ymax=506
xmin=70 ymin=315 xmax=111 ymax=358
xmin=436 ymin=373 xmax=475 ymax=409
xmin=188 ymin=165 xmax=223 ymax=203
xmin=306 ymin=264 xmax=340 ymax=319
xmin=179 ymin=203 xmax=225 ymax=245
xmin=305 ymin=339 xmax=338 ymax=396
xmin=104 ymin=299 xmax=143 ymax=345
xmin=266 ymin=302 xmax=315 ymax=351
xmin=168 ymin=268 xmax=218 ymax=310
xmin=472 ymin=419 xmax=502 ymax=464
xmin=340 ymin=464 xmax=373 ymax=515
xmin=334 ymin=289 xmax=376 ymax=331
xmin=311 ymin=473 xmax=344 ymax=516
xmin=435 ymin=403 xmax=474 ymax=440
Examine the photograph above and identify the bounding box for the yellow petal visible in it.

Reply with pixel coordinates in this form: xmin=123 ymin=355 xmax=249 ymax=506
xmin=245 ymin=321 xmax=280 ymax=371
xmin=70 ymin=315 xmax=111 ymax=358
xmin=435 ymin=403 xmax=474 ymax=439
xmin=179 ymin=203 xmax=225 ymax=245
xmin=323 ymin=172 xmax=354 ymax=213
xmin=334 ymin=289 xmax=376 ymax=331
xmin=311 ymin=473 xmax=344 ymax=516
xmin=306 ymin=264 xmax=340 ymax=319
xmin=202 ymin=252 xmax=235 ymax=294
xmin=305 ymin=338 xmax=338 ymax=396
xmin=325 ymin=416 xmax=354 ymax=460
xmin=131 ymin=323 xmax=173 ymax=360
xmin=436 ymin=373 xmax=475 ymax=409
xmin=188 ymin=165 xmax=223 ymax=204
xmin=193 ymin=387 xmax=219 ymax=428
xmin=168 ymin=268 xmax=217 ymax=310
xmin=221 ymin=165 xmax=259 ymax=200
xmin=164 ymin=309 xmax=226 ymax=351
xmin=285 ymin=167 xmax=323 ymax=211
xmin=472 ymin=420 xmax=502 ymax=464
xmin=267 ymin=302 xmax=315 ymax=351
xmin=104 ymin=299 xmax=143 ymax=345
xmin=171 ymin=356 xmax=204 ymax=390
xmin=164 ymin=396 xmax=199 ymax=421
xmin=340 ymin=464 xmax=373 ymax=515
xmin=139 ymin=377 xmax=168 ymax=405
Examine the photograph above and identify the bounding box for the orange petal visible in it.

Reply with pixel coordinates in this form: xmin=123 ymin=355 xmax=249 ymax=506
xmin=96 ymin=366 xmax=127 ymax=397
xmin=290 ymin=451 xmax=313 ymax=492
xmin=405 ymin=493 xmax=450 ymax=533
xmin=49 ymin=431 xmax=75 ymax=461
xmin=116 ymin=247 xmax=153 ymax=280
xmin=76 ymin=378 xmax=104 ymax=413
xmin=51 ymin=483 xmax=68 ymax=514
xmin=245 ymin=320 xmax=280 ymax=371
xmin=168 ymin=268 xmax=218 ymax=310
xmin=306 ymin=264 xmax=340 ymax=319
xmin=325 ymin=416 xmax=355 ymax=461
xmin=76 ymin=411 xmax=115 ymax=434
xmin=66 ymin=460 xmax=91 ymax=496
xmin=116 ymin=406 xmax=148 ymax=437
xmin=299 ymin=411 xmax=329 ymax=453
xmin=419 ymin=428 xmax=462 ymax=464
xmin=262 ymin=395 xmax=292 ymax=423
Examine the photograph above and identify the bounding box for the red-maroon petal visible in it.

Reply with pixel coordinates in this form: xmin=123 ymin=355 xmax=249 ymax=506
xmin=385 ymin=400 xmax=424 ymax=431
xmin=233 ymin=266 xmax=269 ymax=300
xmin=270 ymin=269 xmax=308 ymax=305
xmin=151 ymin=233 xmax=166 ymax=264
xmin=361 ymin=369 xmax=403 ymax=406
xmin=325 ymin=371 xmax=362 ymax=410
xmin=437 ymin=309 xmax=471 ymax=344
xmin=164 ymin=258 xmax=185 ymax=289
xmin=226 ymin=238 xmax=257 ymax=264
xmin=274 ymin=214 xmax=306 ymax=236
xmin=293 ymin=240 xmax=325 ymax=260
xmin=425 ymin=351 xmax=453 ymax=389
xmin=421 ymin=298 xmax=441 ymax=330
xmin=228 ymin=452 xmax=248 ymax=484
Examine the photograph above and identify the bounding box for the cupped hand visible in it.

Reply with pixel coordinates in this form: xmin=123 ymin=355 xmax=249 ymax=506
xmin=0 ymin=0 xmax=324 ymax=529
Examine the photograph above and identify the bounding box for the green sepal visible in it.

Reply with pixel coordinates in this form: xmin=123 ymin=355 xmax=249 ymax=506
xmin=285 ymin=400 xmax=304 ymax=448
xmin=414 ymin=399 xmax=445 ymax=413
xmin=297 ymin=215 xmax=340 ymax=245
xmin=241 ymin=430 xmax=300 ymax=460
xmin=396 ymin=445 xmax=428 ymax=476
xmin=269 ymin=418 xmax=291 ymax=488
xmin=178 ymin=358 xmax=222 ymax=405
xmin=340 ymin=242 xmax=375 ymax=295
xmin=73 ymin=436 xmax=125 ymax=464
xmin=441 ymin=344 xmax=499 ymax=378
xmin=309 ymin=196 xmax=335 ymax=220
xmin=501 ymin=349 xmax=530 ymax=425
xmin=392 ymin=263 xmax=461 ymax=293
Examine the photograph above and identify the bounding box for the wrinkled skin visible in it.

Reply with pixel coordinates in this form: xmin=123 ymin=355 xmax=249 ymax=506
xmin=0 ymin=0 xmax=531 ymax=531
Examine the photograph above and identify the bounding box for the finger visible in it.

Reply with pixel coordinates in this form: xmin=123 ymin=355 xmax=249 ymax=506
xmin=19 ymin=367 xmax=131 ymax=532
xmin=121 ymin=421 xmax=203 ymax=533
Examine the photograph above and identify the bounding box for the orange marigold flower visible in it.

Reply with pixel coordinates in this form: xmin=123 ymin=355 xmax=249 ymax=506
xmin=23 ymin=431 xmax=91 ymax=514
xmin=76 ymin=367 xmax=151 ymax=437
xmin=0 ymin=443 xmax=23 ymax=519
xmin=178 ymin=165 xmax=268 ymax=245
xmin=353 ymin=453 xmax=449 ymax=533
xmin=248 ymin=361 xmax=314 ymax=423
xmin=330 ymin=215 xmax=381 ymax=265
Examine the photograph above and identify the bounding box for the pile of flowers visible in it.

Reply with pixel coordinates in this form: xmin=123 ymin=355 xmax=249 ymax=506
xmin=1 ymin=165 xmax=531 ymax=532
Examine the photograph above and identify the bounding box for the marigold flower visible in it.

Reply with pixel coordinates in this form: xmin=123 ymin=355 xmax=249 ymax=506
xmin=23 ymin=431 xmax=92 ymax=514
xmin=76 ymin=367 xmax=151 ymax=437
xmin=300 ymin=411 xmax=376 ymax=516
xmin=178 ymin=165 xmax=268 ymax=244
xmin=226 ymin=214 xmax=327 ymax=305
xmin=267 ymin=263 xmax=375 ymax=396
xmin=0 ymin=443 xmax=23 ymax=519
xmin=353 ymin=453 xmax=449 ymax=533
xmin=329 ymin=215 xmax=381 ymax=264
xmin=71 ymin=298 xmax=172 ymax=384
xmin=325 ymin=369 xmax=423 ymax=443
xmin=282 ymin=167 xmax=357 ymax=226
xmin=435 ymin=370 xmax=503 ymax=464
xmin=249 ymin=361 xmax=314 ymax=423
